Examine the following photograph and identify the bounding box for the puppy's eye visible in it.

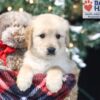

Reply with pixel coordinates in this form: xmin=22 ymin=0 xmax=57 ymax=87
xmin=39 ymin=33 xmax=45 ymax=39
xmin=56 ymin=34 xmax=61 ymax=39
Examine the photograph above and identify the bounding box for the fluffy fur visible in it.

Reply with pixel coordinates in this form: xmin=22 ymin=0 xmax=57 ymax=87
xmin=17 ymin=14 xmax=77 ymax=93
xmin=0 ymin=11 xmax=33 ymax=48
xmin=0 ymin=11 xmax=32 ymax=70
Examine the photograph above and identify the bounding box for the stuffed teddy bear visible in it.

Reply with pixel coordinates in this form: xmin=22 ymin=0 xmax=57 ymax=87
xmin=0 ymin=11 xmax=33 ymax=70
xmin=0 ymin=11 xmax=33 ymax=48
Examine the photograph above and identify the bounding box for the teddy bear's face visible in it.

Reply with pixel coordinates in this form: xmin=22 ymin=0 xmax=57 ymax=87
xmin=0 ymin=11 xmax=33 ymax=48
xmin=1 ymin=26 xmax=26 ymax=48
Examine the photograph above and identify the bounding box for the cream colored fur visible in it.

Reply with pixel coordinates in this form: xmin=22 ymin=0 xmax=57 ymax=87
xmin=17 ymin=14 xmax=77 ymax=93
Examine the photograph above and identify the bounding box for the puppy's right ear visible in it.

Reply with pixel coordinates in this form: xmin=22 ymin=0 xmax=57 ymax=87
xmin=25 ymin=26 xmax=33 ymax=50
xmin=63 ymin=20 xmax=70 ymax=48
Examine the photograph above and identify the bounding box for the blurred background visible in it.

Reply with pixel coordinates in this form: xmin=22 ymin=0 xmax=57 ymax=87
xmin=0 ymin=0 xmax=100 ymax=100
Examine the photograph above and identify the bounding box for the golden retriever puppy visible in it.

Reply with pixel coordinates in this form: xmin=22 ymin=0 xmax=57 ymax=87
xmin=17 ymin=14 xmax=76 ymax=93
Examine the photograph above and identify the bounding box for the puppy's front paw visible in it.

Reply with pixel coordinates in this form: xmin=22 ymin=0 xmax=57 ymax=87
xmin=17 ymin=75 xmax=32 ymax=91
xmin=46 ymin=68 xmax=63 ymax=93
xmin=46 ymin=77 xmax=63 ymax=93
xmin=16 ymin=67 xmax=33 ymax=91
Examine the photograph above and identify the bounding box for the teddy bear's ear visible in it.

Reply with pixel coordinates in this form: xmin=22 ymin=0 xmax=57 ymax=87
xmin=24 ymin=26 xmax=33 ymax=50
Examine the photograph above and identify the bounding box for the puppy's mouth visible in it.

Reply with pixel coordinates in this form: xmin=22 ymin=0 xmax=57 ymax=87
xmin=47 ymin=52 xmax=55 ymax=56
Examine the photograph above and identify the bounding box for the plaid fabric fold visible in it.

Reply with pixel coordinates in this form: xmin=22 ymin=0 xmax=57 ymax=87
xmin=0 ymin=70 xmax=76 ymax=100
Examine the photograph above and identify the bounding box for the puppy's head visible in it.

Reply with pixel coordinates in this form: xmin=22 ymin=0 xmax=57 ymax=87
xmin=25 ymin=14 xmax=69 ymax=59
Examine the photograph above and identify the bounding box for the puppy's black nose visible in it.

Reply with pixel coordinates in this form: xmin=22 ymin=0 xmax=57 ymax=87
xmin=47 ymin=47 xmax=55 ymax=55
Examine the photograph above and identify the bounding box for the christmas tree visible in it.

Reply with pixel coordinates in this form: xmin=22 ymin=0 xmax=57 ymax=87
xmin=0 ymin=0 xmax=100 ymax=68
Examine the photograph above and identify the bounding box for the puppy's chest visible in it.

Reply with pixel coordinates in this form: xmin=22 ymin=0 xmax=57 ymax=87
xmin=31 ymin=57 xmax=69 ymax=73
xmin=30 ymin=60 xmax=52 ymax=73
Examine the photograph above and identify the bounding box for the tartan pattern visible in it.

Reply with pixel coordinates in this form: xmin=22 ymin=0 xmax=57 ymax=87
xmin=0 ymin=70 xmax=76 ymax=100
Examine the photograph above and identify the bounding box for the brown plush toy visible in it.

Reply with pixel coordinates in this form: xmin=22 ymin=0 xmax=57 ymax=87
xmin=0 ymin=11 xmax=33 ymax=70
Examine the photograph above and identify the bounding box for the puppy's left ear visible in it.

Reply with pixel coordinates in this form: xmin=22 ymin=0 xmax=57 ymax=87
xmin=64 ymin=20 xmax=70 ymax=48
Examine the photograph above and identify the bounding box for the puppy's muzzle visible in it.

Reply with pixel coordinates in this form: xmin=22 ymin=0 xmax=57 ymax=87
xmin=47 ymin=47 xmax=56 ymax=55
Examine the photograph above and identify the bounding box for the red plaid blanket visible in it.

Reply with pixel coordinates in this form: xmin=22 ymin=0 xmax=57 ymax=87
xmin=0 ymin=70 xmax=76 ymax=100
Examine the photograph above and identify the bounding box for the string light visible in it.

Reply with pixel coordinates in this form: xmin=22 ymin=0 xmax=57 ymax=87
xmin=7 ymin=6 xmax=12 ymax=11
xmin=29 ymin=0 xmax=34 ymax=4
xmin=48 ymin=6 xmax=52 ymax=12
xmin=19 ymin=8 xmax=24 ymax=12
xmin=69 ymin=43 xmax=74 ymax=48
xmin=73 ymin=4 xmax=78 ymax=9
